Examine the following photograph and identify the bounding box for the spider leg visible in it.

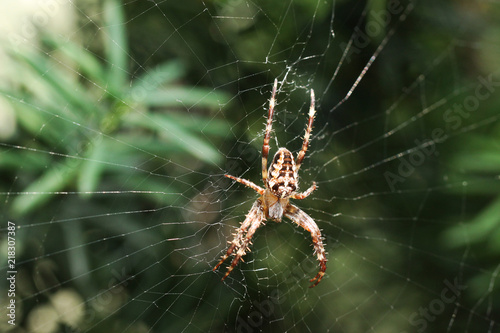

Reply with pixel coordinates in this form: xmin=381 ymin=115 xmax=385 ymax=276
xmin=296 ymin=88 xmax=316 ymax=172
xmin=225 ymin=174 xmax=265 ymax=195
xmin=213 ymin=199 xmax=265 ymax=280
xmin=284 ymin=203 xmax=327 ymax=288
xmin=213 ymin=219 xmax=251 ymax=272
xmin=262 ymin=78 xmax=278 ymax=183
xmin=291 ymin=182 xmax=317 ymax=200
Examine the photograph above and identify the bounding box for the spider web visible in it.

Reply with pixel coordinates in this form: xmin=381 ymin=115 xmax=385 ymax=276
xmin=1 ymin=0 xmax=500 ymax=332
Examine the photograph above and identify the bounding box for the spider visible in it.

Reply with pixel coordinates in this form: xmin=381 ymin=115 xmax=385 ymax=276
xmin=213 ymin=79 xmax=327 ymax=288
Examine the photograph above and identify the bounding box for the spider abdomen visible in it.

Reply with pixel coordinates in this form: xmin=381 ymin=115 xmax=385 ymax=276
xmin=267 ymin=148 xmax=297 ymax=198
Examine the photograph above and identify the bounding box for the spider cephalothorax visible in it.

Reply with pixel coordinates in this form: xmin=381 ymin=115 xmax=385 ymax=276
xmin=213 ymin=79 xmax=327 ymax=287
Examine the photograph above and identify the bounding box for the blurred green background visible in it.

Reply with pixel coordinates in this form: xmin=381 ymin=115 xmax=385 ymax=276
xmin=1 ymin=0 xmax=499 ymax=332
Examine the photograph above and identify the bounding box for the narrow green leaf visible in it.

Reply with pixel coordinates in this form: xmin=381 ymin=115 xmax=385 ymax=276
xmin=12 ymin=51 xmax=95 ymax=117
xmin=443 ymin=195 xmax=500 ymax=247
xmin=128 ymin=61 xmax=187 ymax=102
xmin=113 ymin=134 xmax=194 ymax=155
xmin=0 ymin=149 xmax=51 ymax=171
xmin=143 ymin=87 xmax=229 ymax=109
xmin=104 ymin=0 xmax=128 ymax=92
xmin=12 ymin=99 xmax=82 ymax=147
xmin=78 ymin=136 xmax=107 ymax=195
xmin=43 ymin=36 xmax=106 ymax=85
xmin=125 ymin=112 xmax=222 ymax=164
xmin=12 ymin=158 xmax=80 ymax=216
xmin=453 ymin=152 xmax=500 ymax=173
xmin=61 ymin=220 xmax=91 ymax=287
xmin=162 ymin=112 xmax=230 ymax=137
xmin=14 ymin=100 xmax=61 ymax=144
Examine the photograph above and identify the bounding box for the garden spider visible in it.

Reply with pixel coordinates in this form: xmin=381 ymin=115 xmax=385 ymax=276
xmin=213 ymin=79 xmax=327 ymax=288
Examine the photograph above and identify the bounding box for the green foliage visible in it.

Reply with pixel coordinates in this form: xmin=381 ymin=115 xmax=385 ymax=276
xmin=2 ymin=0 xmax=230 ymax=216
xmin=443 ymin=134 xmax=500 ymax=300
xmin=1 ymin=0 xmax=500 ymax=332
